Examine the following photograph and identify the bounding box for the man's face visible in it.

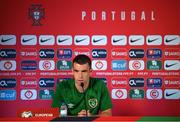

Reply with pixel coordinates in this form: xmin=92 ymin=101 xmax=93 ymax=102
xmin=72 ymin=62 xmax=91 ymax=86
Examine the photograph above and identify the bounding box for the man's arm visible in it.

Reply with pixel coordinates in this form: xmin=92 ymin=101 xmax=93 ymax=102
xmin=99 ymin=108 xmax=112 ymax=116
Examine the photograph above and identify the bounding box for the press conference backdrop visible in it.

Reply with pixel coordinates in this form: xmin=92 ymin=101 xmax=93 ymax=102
xmin=0 ymin=0 xmax=180 ymax=118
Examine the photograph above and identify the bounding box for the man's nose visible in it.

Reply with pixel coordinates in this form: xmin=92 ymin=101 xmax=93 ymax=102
xmin=78 ymin=72 xmax=83 ymax=78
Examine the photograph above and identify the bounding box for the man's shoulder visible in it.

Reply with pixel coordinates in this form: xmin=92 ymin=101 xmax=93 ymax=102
xmin=90 ymin=78 xmax=106 ymax=87
xmin=57 ymin=78 xmax=74 ymax=88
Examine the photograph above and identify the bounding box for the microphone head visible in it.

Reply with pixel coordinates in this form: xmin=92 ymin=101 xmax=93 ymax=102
xmin=80 ymin=82 xmax=84 ymax=87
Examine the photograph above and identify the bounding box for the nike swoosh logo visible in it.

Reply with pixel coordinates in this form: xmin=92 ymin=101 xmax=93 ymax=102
xmin=1 ymin=37 xmax=14 ymax=43
xmin=130 ymin=38 xmax=141 ymax=43
xmin=148 ymin=38 xmax=159 ymax=43
xmin=58 ymin=38 xmax=69 ymax=43
xmin=40 ymin=38 xmax=52 ymax=43
xmin=166 ymin=92 xmax=177 ymax=97
xmin=113 ymin=38 xmax=124 ymax=43
xmin=22 ymin=38 xmax=34 ymax=43
xmin=165 ymin=63 xmax=177 ymax=68
xmin=165 ymin=37 xmax=177 ymax=43
xmin=75 ymin=38 xmax=87 ymax=43
xmin=93 ymin=38 xmax=104 ymax=43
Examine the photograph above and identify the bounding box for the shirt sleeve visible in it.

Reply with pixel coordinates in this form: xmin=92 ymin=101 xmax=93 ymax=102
xmin=100 ymin=81 xmax=113 ymax=111
xmin=51 ymin=83 xmax=63 ymax=107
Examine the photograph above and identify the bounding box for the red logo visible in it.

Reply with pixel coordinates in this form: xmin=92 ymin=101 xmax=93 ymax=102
xmin=132 ymin=61 xmax=141 ymax=70
xmin=150 ymin=89 xmax=159 ymax=99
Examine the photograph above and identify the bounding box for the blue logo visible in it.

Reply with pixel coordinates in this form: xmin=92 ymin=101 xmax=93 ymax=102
xmin=129 ymin=49 xmax=144 ymax=58
xmin=112 ymin=60 xmax=127 ymax=70
xmin=92 ymin=49 xmax=107 ymax=58
xmin=57 ymin=49 xmax=72 ymax=59
xmin=0 ymin=49 xmax=16 ymax=58
xmin=0 ymin=79 xmax=16 ymax=88
xmin=21 ymin=60 xmax=37 ymax=70
xmin=39 ymin=78 xmax=54 ymax=87
xmin=147 ymin=78 xmax=162 ymax=88
xmin=147 ymin=49 xmax=162 ymax=58
xmin=0 ymin=90 xmax=16 ymax=100
xmin=129 ymin=78 xmax=144 ymax=87
xmin=39 ymin=49 xmax=54 ymax=58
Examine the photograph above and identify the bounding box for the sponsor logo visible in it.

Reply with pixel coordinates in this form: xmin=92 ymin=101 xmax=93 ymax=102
xmin=39 ymin=35 xmax=55 ymax=45
xmin=111 ymin=48 xmax=127 ymax=59
xmin=0 ymin=49 xmax=16 ymax=58
xmin=129 ymin=89 xmax=144 ymax=99
xmin=20 ymin=89 xmax=37 ymax=100
xmin=18 ymin=108 xmax=57 ymax=118
xmin=164 ymin=48 xmax=180 ymax=58
xmin=111 ymin=77 xmax=127 ymax=88
xmin=39 ymin=60 xmax=55 ymax=70
xmin=147 ymin=49 xmax=162 ymax=58
xmin=21 ymin=78 xmax=38 ymax=88
xmin=29 ymin=4 xmax=45 ymax=26
xmin=20 ymin=48 xmax=37 ymax=59
xmin=146 ymin=89 xmax=162 ymax=99
xmin=147 ymin=60 xmax=162 ymax=70
xmin=164 ymin=60 xmax=180 ymax=70
xmin=21 ymin=60 xmax=37 ymax=70
xmin=147 ymin=78 xmax=162 ymax=88
xmin=74 ymin=35 xmax=90 ymax=45
xmin=39 ymin=78 xmax=54 ymax=87
xmin=39 ymin=89 xmax=54 ymax=100
xmin=57 ymin=35 xmax=72 ymax=45
xmin=0 ymin=79 xmax=16 ymax=88
xmin=39 ymin=49 xmax=54 ymax=58
xmin=92 ymin=35 xmax=107 ymax=45
xmin=21 ymin=35 xmax=37 ymax=45
xmin=111 ymin=89 xmax=127 ymax=99
xmin=129 ymin=78 xmax=144 ymax=87
xmin=146 ymin=35 xmax=162 ymax=45
xmin=0 ymin=90 xmax=16 ymax=100
xmin=111 ymin=35 xmax=127 ymax=46
xmin=164 ymin=77 xmax=180 ymax=88
xmin=21 ymin=111 xmax=33 ymax=118
xmin=112 ymin=60 xmax=127 ymax=70
xmin=129 ymin=35 xmax=144 ymax=45
xmin=92 ymin=49 xmax=107 ymax=58
xmin=74 ymin=48 xmax=90 ymax=56
xmin=0 ymin=35 xmax=16 ymax=45
xmin=57 ymin=60 xmax=72 ymax=70
xmin=0 ymin=60 xmax=16 ymax=71
xmin=92 ymin=60 xmax=107 ymax=70
xmin=129 ymin=60 xmax=144 ymax=70
xmin=57 ymin=49 xmax=72 ymax=59
xmin=129 ymin=49 xmax=144 ymax=58
xmin=164 ymin=89 xmax=180 ymax=99
xmin=164 ymin=35 xmax=180 ymax=45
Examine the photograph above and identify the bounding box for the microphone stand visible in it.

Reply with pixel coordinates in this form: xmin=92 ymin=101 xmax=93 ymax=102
xmin=80 ymin=83 xmax=87 ymax=117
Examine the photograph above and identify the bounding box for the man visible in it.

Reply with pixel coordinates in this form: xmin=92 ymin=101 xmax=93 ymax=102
xmin=52 ymin=54 xmax=112 ymax=116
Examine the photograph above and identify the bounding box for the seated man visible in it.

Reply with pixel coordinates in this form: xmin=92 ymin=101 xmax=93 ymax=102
xmin=52 ymin=54 xmax=112 ymax=116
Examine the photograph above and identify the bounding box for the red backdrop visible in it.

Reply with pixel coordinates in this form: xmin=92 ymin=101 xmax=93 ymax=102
xmin=0 ymin=0 xmax=179 ymax=117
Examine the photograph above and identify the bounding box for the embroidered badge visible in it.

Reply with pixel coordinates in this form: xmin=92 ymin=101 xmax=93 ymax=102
xmin=88 ymin=98 xmax=98 ymax=108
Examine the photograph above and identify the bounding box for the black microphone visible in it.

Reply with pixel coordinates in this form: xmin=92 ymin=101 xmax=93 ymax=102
xmin=80 ymin=82 xmax=87 ymax=117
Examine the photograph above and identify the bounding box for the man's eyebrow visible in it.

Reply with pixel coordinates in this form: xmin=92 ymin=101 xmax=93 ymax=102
xmin=73 ymin=69 xmax=88 ymax=72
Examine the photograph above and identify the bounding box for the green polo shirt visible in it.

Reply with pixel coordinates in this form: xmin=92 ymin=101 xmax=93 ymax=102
xmin=52 ymin=78 xmax=112 ymax=116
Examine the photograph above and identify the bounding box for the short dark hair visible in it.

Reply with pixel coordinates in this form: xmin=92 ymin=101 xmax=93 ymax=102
xmin=73 ymin=54 xmax=91 ymax=68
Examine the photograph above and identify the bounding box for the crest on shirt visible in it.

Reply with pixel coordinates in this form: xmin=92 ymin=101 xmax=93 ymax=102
xmin=29 ymin=4 xmax=45 ymax=26
xmin=88 ymin=98 xmax=98 ymax=108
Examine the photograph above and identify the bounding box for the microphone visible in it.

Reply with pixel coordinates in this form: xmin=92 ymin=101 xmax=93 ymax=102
xmin=80 ymin=82 xmax=87 ymax=116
